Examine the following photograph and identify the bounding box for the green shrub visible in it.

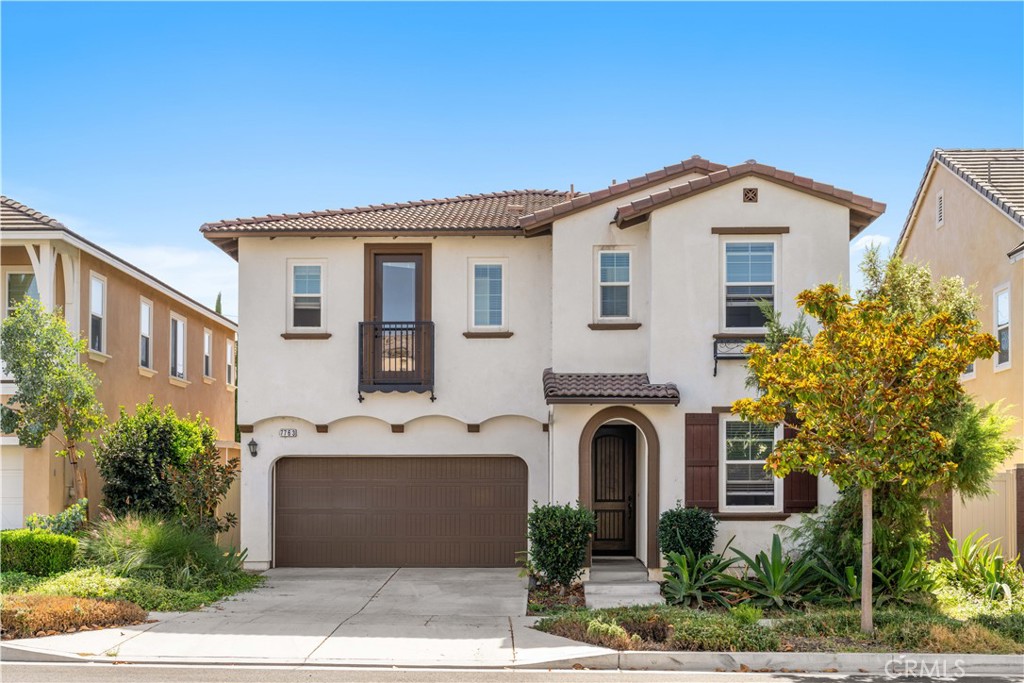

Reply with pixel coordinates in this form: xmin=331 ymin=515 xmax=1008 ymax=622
xmin=719 ymin=534 xmax=817 ymax=609
xmin=526 ymin=502 xmax=596 ymax=592
xmin=1 ymin=529 xmax=78 ymax=576
xmin=933 ymin=531 xmax=1023 ymax=601
xmin=0 ymin=571 xmax=42 ymax=593
xmin=25 ymin=499 xmax=89 ymax=536
xmin=1 ymin=594 xmax=146 ymax=639
xmin=730 ymin=603 xmax=763 ymax=626
xmin=167 ymin=439 xmax=239 ymax=535
xmin=79 ymin=513 xmax=244 ymax=589
xmin=658 ymin=503 xmax=717 ymax=558
xmin=663 ymin=540 xmax=736 ymax=609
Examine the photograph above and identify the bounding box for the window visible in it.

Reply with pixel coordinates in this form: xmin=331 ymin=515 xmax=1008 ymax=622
xmin=469 ymin=259 xmax=506 ymax=329
xmin=936 ymin=190 xmax=945 ymax=228
xmin=962 ymin=361 xmax=976 ymax=381
xmin=597 ymin=250 xmax=631 ymax=318
xmin=995 ymin=286 xmax=1010 ymax=369
xmin=226 ymin=339 xmax=235 ymax=386
xmin=4 ymin=271 xmax=38 ymax=316
xmin=721 ymin=417 xmax=782 ymax=511
xmin=139 ymin=298 xmax=153 ymax=369
xmin=203 ymin=328 xmax=213 ymax=378
xmin=170 ymin=314 xmax=186 ymax=380
xmin=289 ymin=261 xmax=323 ymax=329
xmin=724 ymin=241 xmax=775 ymax=329
xmin=89 ymin=274 xmax=106 ymax=353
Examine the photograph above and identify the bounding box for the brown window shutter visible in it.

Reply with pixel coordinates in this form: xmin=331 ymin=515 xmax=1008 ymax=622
xmin=781 ymin=422 xmax=818 ymax=513
xmin=685 ymin=413 xmax=719 ymax=511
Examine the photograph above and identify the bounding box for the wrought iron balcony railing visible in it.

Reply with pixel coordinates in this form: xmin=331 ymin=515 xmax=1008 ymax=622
xmin=358 ymin=321 xmax=435 ymax=400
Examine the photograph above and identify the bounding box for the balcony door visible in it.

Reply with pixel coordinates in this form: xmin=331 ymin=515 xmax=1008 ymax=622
xmin=363 ymin=245 xmax=432 ymax=389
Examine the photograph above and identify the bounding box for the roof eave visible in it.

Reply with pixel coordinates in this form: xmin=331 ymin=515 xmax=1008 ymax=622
xmin=544 ymin=396 xmax=680 ymax=406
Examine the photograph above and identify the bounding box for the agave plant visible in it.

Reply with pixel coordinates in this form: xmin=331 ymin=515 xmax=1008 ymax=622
xmin=872 ymin=548 xmax=936 ymax=606
xmin=939 ymin=530 xmax=1022 ymax=601
xmin=662 ymin=539 xmax=737 ymax=609
xmin=809 ymin=551 xmax=860 ymax=603
xmin=719 ymin=534 xmax=817 ymax=609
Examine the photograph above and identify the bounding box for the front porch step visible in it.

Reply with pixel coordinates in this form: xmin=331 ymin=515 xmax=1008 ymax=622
xmin=585 ymin=558 xmax=664 ymax=608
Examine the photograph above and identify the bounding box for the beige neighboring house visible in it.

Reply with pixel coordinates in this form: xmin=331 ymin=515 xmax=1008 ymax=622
xmin=1 ymin=197 xmax=241 ymax=546
xmin=896 ymin=149 xmax=1024 ymax=557
xmin=203 ymin=156 xmax=884 ymax=573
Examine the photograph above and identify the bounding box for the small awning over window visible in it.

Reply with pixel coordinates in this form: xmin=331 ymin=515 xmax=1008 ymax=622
xmin=542 ymin=368 xmax=679 ymax=405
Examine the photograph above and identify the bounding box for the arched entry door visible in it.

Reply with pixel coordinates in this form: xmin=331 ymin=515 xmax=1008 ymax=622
xmin=592 ymin=425 xmax=636 ymax=555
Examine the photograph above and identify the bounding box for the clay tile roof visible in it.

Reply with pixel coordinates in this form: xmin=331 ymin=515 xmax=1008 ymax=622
xmin=542 ymin=368 xmax=680 ymax=405
xmin=896 ymin=150 xmax=1024 ymax=256
xmin=1 ymin=196 xmax=68 ymax=230
xmin=613 ymin=161 xmax=886 ymax=237
xmin=518 ymin=157 xmax=727 ymax=233
xmin=201 ymin=189 xmax=568 ymax=234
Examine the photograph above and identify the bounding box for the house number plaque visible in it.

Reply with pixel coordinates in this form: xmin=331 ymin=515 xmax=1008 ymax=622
xmin=279 ymin=428 xmax=298 ymax=438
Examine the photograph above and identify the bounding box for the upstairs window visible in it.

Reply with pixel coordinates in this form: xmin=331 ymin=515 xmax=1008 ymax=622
xmin=724 ymin=242 xmax=775 ymax=329
xmin=995 ymin=286 xmax=1011 ymax=369
xmin=721 ymin=417 xmax=781 ymax=511
xmin=203 ymin=328 xmax=213 ymax=378
xmin=139 ymin=298 xmax=153 ymax=369
xmin=170 ymin=314 xmax=186 ymax=380
xmin=226 ymin=339 xmax=235 ymax=386
xmin=290 ymin=262 xmax=323 ymax=330
xmin=470 ymin=260 xmax=506 ymax=329
xmin=4 ymin=271 xmax=38 ymax=316
xmin=89 ymin=274 xmax=107 ymax=353
xmin=598 ymin=250 xmax=631 ymax=318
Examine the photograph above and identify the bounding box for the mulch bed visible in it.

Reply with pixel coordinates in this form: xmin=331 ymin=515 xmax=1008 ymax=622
xmin=527 ymin=584 xmax=585 ymax=615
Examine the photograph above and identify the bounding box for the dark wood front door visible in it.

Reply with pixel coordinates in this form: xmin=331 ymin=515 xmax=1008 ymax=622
xmin=592 ymin=425 xmax=636 ymax=555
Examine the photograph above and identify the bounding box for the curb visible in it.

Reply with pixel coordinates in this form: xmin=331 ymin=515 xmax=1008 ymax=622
xmin=518 ymin=650 xmax=1024 ymax=675
xmin=3 ymin=642 xmax=1022 ymax=675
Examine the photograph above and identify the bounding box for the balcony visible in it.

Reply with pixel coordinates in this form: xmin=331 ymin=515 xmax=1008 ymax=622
xmin=713 ymin=334 xmax=764 ymax=376
xmin=358 ymin=321 xmax=435 ymax=400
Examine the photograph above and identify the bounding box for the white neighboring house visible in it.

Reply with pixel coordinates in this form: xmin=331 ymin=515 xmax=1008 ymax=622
xmin=202 ymin=156 xmax=885 ymax=572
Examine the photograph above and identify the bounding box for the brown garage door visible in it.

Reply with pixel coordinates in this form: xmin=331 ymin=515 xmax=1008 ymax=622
xmin=275 ymin=456 xmax=527 ymax=567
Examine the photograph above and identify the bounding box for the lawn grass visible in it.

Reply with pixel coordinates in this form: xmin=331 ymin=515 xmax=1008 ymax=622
xmin=1 ymin=567 xmax=263 ymax=612
xmin=535 ymin=603 xmax=1024 ymax=654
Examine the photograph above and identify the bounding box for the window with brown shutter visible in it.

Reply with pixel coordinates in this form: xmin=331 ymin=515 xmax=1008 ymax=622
xmin=782 ymin=422 xmax=818 ymax=513
xmin=685 ymin=413 xmax=719 ymax=510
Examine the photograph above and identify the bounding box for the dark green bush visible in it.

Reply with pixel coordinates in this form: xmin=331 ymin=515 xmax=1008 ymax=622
xmin=658 ymin=503 xmax=717 ymax=558
xmin=1 ymin=529 xmax=78 ymax=576
xmin=526 ymin=502 xmax=596 ymax=591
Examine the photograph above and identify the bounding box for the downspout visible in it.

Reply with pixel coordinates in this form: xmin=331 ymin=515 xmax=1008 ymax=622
xmin=547 ymin=405 xmax=555 ymax=504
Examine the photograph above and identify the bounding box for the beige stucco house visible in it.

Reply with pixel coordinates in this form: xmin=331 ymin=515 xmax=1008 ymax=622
xmin=204 ymin=156 xmax=884 ymax=572
xmin=1 ymin=197 xmax=241 ymax=546
xmin=896 ymin=149 xmax=1024 ymax=557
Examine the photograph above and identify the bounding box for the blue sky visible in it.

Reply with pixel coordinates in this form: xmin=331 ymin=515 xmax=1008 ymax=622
xmin=3 ymin=2 xmax=1022 ymax=319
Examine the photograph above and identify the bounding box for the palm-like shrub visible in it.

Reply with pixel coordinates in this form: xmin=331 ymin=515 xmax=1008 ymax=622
xmin=719 ymin=534 xmax=817 ymax=609
xmin=662 ymin=540 xmax=736 ymax=609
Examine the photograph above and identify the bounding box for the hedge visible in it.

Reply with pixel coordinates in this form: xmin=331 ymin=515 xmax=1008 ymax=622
xmin=1 ymin=529 xmax=78 ymax=576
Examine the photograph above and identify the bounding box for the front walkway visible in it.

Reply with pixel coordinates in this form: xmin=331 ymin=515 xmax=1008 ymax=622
xmin=2 ymin=568 xmax=608 ymax=668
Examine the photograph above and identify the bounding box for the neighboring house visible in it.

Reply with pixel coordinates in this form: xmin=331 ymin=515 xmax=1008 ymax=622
xmin=1 ymin=197 xmax=241 ymax=546
xmin=202 ymin=156 xmax=885 ymax=571
xmin=896 ymin=149 xmax=1024 ymax=558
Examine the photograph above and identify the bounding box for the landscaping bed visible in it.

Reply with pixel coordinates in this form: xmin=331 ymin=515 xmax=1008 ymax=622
xmin=527 ymin=583 xmax=585 ymax=615
xmin=535 ymin=604 xmax=1024 ymax=654
xmin=1 ymin=594 xmax=148 ymax=640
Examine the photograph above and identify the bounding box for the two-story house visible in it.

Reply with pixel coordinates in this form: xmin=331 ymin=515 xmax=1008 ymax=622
xmin=1 ymin=197 xmax=241 ymax=546
xmin=896 ymin=149 xmax=1024 ymax=558
xmin=202 ymin=157 xmax=884 ymax=572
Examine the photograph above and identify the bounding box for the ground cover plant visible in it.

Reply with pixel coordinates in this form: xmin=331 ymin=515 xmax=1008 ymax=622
xmin=0 ymin=594 xmax=147 ymax=640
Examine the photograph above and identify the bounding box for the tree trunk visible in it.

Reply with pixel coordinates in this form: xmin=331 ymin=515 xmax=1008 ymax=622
xmin=861 ymin=486 xmax=873 ymax=634
xmin=68 ymin=448 xmax=89 ymax=519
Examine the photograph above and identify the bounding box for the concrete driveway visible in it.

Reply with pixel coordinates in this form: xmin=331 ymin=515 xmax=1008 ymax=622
xmin=2 ymin=568 xmax=607 ymax=668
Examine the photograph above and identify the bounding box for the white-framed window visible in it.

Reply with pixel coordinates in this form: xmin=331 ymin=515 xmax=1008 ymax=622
xmin=468 ymin=258 xmax=507 ymax=330
xmin=723 ymin=240 xmax=776 ymax=331
xmin=139 ymin=297 xmax=153 ymax=369
xmin=936 ymin=190 xmax=945 ymax=228
xmin=170 ymin=313 xmax=186 ymax=380
xmin=89 ymin=273 xmax=107 ymax=353
xmin=994 ymin=284 xmax=1011 ymax=370
xmin=288 ymin=260 xmax=325 ymax=331
xmin=203 ymin=328 xmax=213 ymax=378
xmin=961 ymin=361 xmax=976 ymax=382
xmin=226 ymin=339 xmax=235 ymax=386
xmin=720 ymin=415 xmax=783 ymax=512
xmin=596 ymin=249 xmax=631 ymax=319
xmin=3 ymin=268 xmax=38 ymax=317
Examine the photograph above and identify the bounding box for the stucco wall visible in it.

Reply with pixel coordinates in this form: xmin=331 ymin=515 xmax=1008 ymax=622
xmin=899 ymin=163 xmax=1024 ymax=469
